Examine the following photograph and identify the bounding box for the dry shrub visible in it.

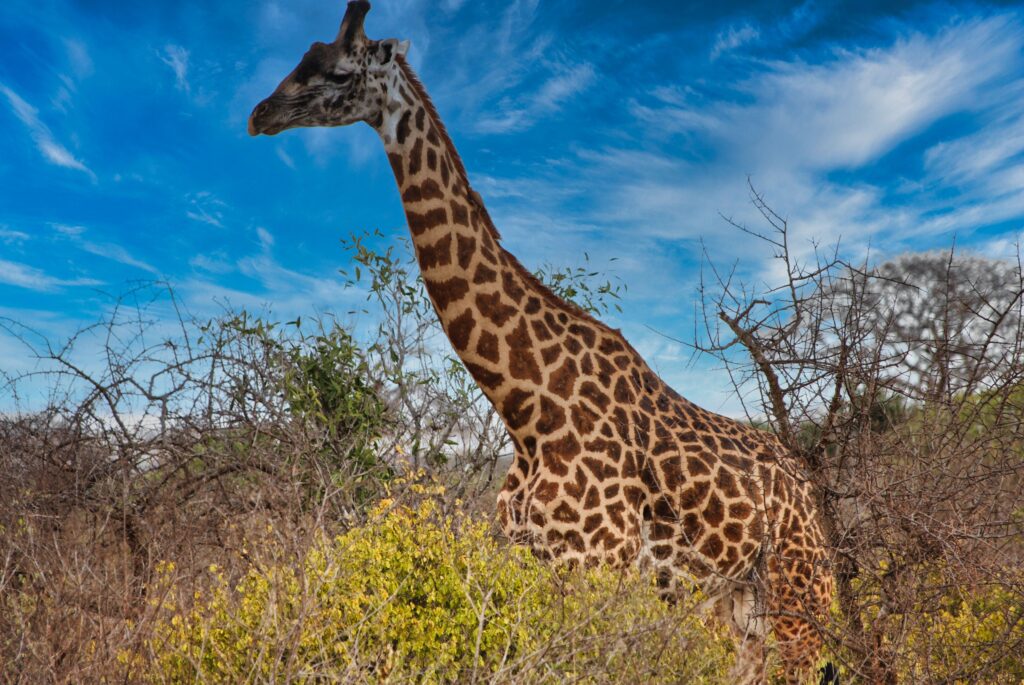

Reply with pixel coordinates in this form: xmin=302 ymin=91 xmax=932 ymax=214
xmin=0 ymin=246 xmax=635 ymax=684
xmin=696 ymin=183 xmax=1024 ymax=683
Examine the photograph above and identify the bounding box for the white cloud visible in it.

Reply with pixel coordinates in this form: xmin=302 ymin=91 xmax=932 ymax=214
xmin=476 ymin=62 xmax=596 ymax=134
xmin=185 ymin=191 xmax=226 ymax=227
xmin=256 ymin=226 xmax=275 ymax=250
xmin=80 ymin=242 xmax=157 ymax=273
xmin=0 ymin=227 xmax=29 ymax=244
xmin=0 ymin=258 xmax=101 ymax=292
xmin=0 ymin=83 xmax=96 ymax=180
xmin=52 ymin=224 xmax=158 ymax=273
xmin=189 ymin=253 xmax=234 ymax=274
xmin=924 ymin=110 xmax=1024 ymax=187
xmin=275 ymin=145 xmax=296 ymax=169
xmin=713 ymin=16 xmax=1022 ymax=172
xmin=468 ymin=11 xmax=1024 ymax=350
xmin=514 ymin=15 xmax=1022 ymax=249
xmin=160 ymin=44 xmax=191 ymax=93
xmin=181 ymin=232 xmax=358 ymax=322
xmin=64 ymin=38 xmax=94 ymax=79
xmin=710 ymin=22 xmax=760 ymax=60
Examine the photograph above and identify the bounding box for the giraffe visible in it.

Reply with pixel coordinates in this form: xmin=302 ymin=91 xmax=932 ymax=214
xmin=248 ymin=3 xmax=835 ymax=682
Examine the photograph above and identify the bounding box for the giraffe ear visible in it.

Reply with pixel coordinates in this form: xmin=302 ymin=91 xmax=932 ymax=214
xmin=337 ymin=0 xmax=371 ymax=47
xmin=379 ymin=38 xmax=410 ymax=61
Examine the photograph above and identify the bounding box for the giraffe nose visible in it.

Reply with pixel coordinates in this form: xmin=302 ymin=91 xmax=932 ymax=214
xmin=248 ymin=100 xmax=272 ymax=136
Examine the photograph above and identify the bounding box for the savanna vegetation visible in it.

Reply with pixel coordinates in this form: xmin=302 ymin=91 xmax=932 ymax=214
xmin=2 ymin=199 xmax=1023 ymax=683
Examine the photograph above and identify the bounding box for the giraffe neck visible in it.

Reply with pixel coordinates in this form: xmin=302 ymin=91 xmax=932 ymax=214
xmin=374 ymin=56 xmax=606 ymax=435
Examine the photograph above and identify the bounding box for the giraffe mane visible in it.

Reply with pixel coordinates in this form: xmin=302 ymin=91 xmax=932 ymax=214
xmin=396 ymin=53 xmax=609 ymax=328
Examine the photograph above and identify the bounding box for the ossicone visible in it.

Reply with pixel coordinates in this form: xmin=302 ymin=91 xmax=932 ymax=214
xmin=337 ymin=1 xmax=371 ymax=47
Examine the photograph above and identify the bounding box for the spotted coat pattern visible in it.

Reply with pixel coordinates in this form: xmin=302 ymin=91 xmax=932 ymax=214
xmin=248 ymin=4 xmax=834 ymax=682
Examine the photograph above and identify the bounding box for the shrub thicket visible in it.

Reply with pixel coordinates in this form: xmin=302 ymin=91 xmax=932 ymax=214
xmin=140 ymin=485 xmax=733 ymax=684
xmin=3 ymin=228 xmax=1024 ymax=683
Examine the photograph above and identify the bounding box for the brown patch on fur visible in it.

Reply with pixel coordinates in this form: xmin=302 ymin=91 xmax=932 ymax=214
xmin=536 ymin=395 xmax=566 ymax=433
xmin=476 ymin=330 xmax=500 ymax=363
xmin=541 ymin=433 xmax=581 ymax=477
xmin=417 ymin=233 xmax=451 ymax=270
xmin=463 ymin=361 xmax=503 ymax=389
xmin=548 ymin=357 xmax=579 ymax=399
xmin=451 ymin=201 xmax=469 ymax=226
xmin=447 ymin=308 xmax=474 ymax=351
xmin=388 ymin=152 xmax=404 ymax=186
xmin=426 ymin=276 xmax=469 ymax=311
xmin=406 ymin=207 xmax=446 ymax=236
xmin=456 ymin=235 xmax=475 ymax=269
xmin=502 ymin=271 xmax=525 ymax=303
xmin=420 ymin=178 xmax=444 ymax=200
xmin=408 ymin=138 xmax=423 ymax=175
xmin=530 ymin=318 xmax=553 ymax=342
xmin=506 ymin=318 xmax=542 ymax=384
xmin=473 ymin=263 xmax=497 ymax=284
xmin=476 ymin=291 xmax=517 ymax=326
xmin=503 ymin=388 xmax=534 ymax=430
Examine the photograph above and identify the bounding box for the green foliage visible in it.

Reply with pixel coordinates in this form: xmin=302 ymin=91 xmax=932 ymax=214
xmin=143 ymin=488 xmax=733 ymax=684
xmin=535 ymin=252 xmax=627 ymax=316
xmin=210 ymin=310 xmax=387 ymax=476
xmin=283 ymin=323 xmax=386 ymax=472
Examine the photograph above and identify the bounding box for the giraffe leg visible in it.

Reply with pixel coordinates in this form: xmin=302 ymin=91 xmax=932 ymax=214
xmin=716 ymin=583 xmax=769 ymax=685
xmin=765 ymin=547 xmax=833 ymax=685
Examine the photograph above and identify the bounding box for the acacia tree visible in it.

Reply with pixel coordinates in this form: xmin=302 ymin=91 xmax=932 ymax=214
xmin=694 ymin=183 xmax=1024 ymax=683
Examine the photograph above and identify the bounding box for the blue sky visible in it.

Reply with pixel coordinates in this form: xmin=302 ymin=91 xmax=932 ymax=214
xmin=2 ymin=0 xmax=1023 ymax=414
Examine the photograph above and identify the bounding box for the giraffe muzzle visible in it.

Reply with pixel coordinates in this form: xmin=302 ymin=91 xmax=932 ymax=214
xmin=248 ymin=99 xmax=284 ymax=136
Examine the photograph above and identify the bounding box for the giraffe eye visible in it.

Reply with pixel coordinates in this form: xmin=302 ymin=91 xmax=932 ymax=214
xmin=324 ymin=71 xmax=353 ymax=85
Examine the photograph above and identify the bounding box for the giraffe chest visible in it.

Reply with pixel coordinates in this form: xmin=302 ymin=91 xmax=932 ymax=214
xmin=496 ymin=469 xmax=644 ymax=567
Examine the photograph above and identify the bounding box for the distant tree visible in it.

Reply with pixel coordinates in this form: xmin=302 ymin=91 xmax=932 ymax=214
xmin=826 ymin=250 xmax=1024 ymax=399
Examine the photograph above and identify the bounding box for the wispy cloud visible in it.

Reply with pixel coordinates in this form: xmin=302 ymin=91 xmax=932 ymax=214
xmin=160 ymin=44 xmax=191 ymax=93
xmin=0 ymin=258 xmax=101 ymax=292
xmin=256 ymin=226 xmax=275 ymax=250
xmin=0 ymin=227 xmax=30 ymax=244
xmin=275 ymin=145 xmax=296 ymax=169
xmin=189 ymin=252 xmax=234 ymax=274
xmin=710 ymin=22 xmax=760 ymax=60
xmin=561 ymin=16 xmax=1019 ymax=240
xmin=713 ymin=16 xmax=1021 ymax=172
xmin=415 ymin=0 xmax=593 ymax=135
xmin=64 ymin=38 xmax=94 ymax=79
xmin=185 ymin=192 xmax=226 ymax=228
xmin=924 ymin=108 xmax=1024 ymax=188
xmin=476 ymin=61 xmax=596 ymax=134
xmin=53 ymin=224 xmax=158 ymax=274
xmin=0 ymin=83 xmax=96 ymax=180
xmin=182 ymin=225 xmax=355 ymax=319
xmin=473 ymin=9 xmax=1024 ymax=331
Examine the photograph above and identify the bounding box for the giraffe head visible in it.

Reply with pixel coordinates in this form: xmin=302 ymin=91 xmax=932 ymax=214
xmin=248 ymin=1 xmax=408 ymax=136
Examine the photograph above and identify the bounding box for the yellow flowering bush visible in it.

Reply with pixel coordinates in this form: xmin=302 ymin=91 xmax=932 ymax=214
xmin=144 ymin=495 xmax=732 ymax=683
xmin=906 ymin=583 xmax=1024 ymax=683
xmin=832 ymin=564 xmax=1024 ymax=684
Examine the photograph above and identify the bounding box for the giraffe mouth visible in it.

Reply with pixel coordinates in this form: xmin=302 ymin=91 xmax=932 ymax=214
xmin=248 ymin=98 xmax=289 ymax=136
xmin=248 ymin=118 xmax=286 ymax=136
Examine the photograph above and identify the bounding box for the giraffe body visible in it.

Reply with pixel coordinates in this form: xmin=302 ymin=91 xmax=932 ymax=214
xmin=248 ymin=3 xmax=834 ymax=682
